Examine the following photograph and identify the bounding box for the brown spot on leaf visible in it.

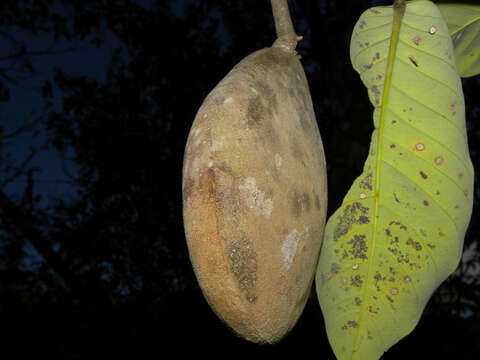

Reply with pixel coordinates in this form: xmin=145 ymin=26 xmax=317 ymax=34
xmin=333 ymin=202 xmax=370 ymax=242
xmin=406 ymin=238 xmax=422 ymax=251
xmin=360 ymin=172 xmax=373 ymax=190
xmin=347 ymin=320 xmax=358 ymax=328
xmin=351 ymin=275 xmax=363 ymax=287
xmin=348 ymin=234 xmax=368 ymax=259
xmin=419 ymin=171 xmax=428 ymax=179
xmin=331 ymin=263 xmax=341 ymax=274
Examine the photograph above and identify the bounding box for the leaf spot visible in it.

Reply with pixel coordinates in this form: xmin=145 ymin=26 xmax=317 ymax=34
xmin=435 ymin=156 xmax=443 ymax=165
xmin=429 ymin=26 xmax=436 ymax=34
xmin=408 ymin=54 xmax=418 ymax=67
xmin=351 ymin=274 xmax=363 ymax=287
xmin=415 ymin=143 xmax=425 ymax=151
xmin=331 ymin=262 xmax=341 ymax=274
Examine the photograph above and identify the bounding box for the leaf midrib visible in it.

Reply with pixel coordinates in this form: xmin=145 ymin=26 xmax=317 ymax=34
xmin=349 ymin=2 xmax=406 ymax=359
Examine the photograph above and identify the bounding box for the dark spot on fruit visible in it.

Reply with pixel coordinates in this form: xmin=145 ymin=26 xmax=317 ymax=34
xmin=291 ymin=136 xmax=304 ymax=161
xmin=315 ymin=193 xmax=321 ymax=210
xmin=247 ymin=96 xmax=265 ymax=127
xmin=227 ymin=233 xmax=258 ymax=303
xmin=291 ymin=188 xmax=302 ymax=217
xmin=303 ymin=191 xmax=311 ymax=212
xmin=291 ymin=187 xmax=312 ymax=217
xmin=183 ymin=177 xmax=195 ymax=200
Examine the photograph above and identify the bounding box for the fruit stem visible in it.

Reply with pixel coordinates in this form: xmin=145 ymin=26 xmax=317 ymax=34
xmin=271 ymin=0 xmax=301 ymax=53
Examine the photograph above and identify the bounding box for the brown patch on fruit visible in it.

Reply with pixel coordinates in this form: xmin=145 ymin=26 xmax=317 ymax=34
xmin=291 ymin=187 xmax=312 ymax=217
xmin=182 ymin=177 xmax=195 ymax=201
xmin=227 ymin=234 xmax=258 ymax=303
xmin=247 ymin=95 xmax=268 ymax=127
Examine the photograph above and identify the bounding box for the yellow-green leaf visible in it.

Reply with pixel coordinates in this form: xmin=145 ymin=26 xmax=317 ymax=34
xmin=315 ymin=1 xmax=474 ymax=359
xmin=438 ymin=3 xmax=480 ymax=77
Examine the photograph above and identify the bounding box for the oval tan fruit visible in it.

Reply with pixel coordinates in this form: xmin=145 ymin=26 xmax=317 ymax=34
xmin=182 ymin=46 xmax=327 ymax=343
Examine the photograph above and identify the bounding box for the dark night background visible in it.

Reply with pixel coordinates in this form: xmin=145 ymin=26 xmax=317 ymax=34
xmin=0 ymin=0 xmax=479 ymax=358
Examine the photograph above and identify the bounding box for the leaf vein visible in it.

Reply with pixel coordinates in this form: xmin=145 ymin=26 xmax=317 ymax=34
xmin=380 ymin=158 xmax=458 ymax=231
xmin=390 ymin=83 xmax=463 ymax=135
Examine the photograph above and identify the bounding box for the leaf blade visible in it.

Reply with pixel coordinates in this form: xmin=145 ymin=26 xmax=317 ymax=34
xmin=316 ymin=1 xmax=474 ymax=359
xmin=438 ymin=3 xmax=480 ymax=77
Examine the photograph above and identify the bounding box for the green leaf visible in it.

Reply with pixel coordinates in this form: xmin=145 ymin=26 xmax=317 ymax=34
xmin=315 ymin=1 xmax=474 ymax=359
xmin=438 ymin=3 xmax=480 ymax=77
